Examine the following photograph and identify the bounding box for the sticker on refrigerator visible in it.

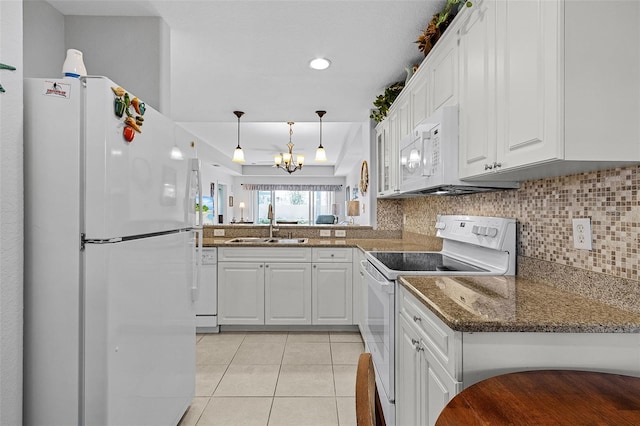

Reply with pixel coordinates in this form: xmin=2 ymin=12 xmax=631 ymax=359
xmin=42 ymin=80 xmax=71 ymax=98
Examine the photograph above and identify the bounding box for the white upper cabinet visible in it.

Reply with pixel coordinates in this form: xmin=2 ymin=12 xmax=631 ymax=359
xmin=460 ymin=0 xmax=640 ymax=181
xmin=494 ymin=0 xmax=561 ymax=169
xmin=427 ymin=33 xmax=459 ymax=115
xmin=375 ymin=119 xmax=393 ymax=197
xmin=458 ymin=0 xmax=497 ymax=178
xmin=410 ymin=71 xmax=429 ymax=128
xmin=376 ymin=101 xmax=403 ymax=198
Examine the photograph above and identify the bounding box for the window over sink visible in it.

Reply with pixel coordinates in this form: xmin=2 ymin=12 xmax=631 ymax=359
xmin=255 ymin=190 xmax=335 ymax=225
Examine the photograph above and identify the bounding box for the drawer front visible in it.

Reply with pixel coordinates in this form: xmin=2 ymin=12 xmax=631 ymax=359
xmin=399 ymin=286 xmax=461 ymax=380
xmin=218 ymin=247 xmax=312 ymax=262
xmin=312 ymin=247 xmax=353 ymax=263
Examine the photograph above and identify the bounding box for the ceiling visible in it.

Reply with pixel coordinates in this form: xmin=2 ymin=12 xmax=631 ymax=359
xmin=45 ymin=0 xmax=445 ymax=175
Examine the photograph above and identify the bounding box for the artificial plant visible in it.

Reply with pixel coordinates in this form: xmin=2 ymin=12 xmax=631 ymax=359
xmin=369 ymin=81 xmax=405 ymax=123
xmin=415 ymin=0 xmax=472 ymax=56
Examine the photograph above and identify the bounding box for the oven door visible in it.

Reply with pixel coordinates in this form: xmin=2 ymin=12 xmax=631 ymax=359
xmin=361 ymin=260 xmax=395 ymax=404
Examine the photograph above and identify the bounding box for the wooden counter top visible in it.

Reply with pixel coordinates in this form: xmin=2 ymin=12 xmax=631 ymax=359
xmin=399 ymin=275 xmax=640 ymax=333
xmin=436 ymin=370 xmax=640 ymax=425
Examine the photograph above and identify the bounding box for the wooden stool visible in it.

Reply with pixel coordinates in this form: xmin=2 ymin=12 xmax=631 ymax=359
xmin=436 ymin=370 xmax=640 ymax=425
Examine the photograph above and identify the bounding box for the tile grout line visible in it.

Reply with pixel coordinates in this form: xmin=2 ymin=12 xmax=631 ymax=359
xmin=266 ymin=331 xmax=288 ymax=425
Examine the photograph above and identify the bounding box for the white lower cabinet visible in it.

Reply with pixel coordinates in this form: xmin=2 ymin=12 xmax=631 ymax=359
xmin=397 ymin=292 xmax=461 ymax=426
xmin=218 ymin=247 xmax=312 ymax=325
xmin=265 ymin=262 xmax=312 ymax=325
xmin=312 ymin=262 xmax=353 ymax=325
xmin=218 ymin=262 xmax=265 ymax=325
xmin=312 ymin=248 xmax=353 ymax=325
xmin=218 ymin=247 xmax=355 ymax=326
xmin=397 ymin=314 xmax=423 ymax=426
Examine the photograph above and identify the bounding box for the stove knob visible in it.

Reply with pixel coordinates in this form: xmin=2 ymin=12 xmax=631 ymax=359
xmin=487 ymin=227 xmax=498 ymax=237
xmin=479 ymin=226 xmax=487 ymax=236
xmin=472 ymin=225 xmax=480 ymax=235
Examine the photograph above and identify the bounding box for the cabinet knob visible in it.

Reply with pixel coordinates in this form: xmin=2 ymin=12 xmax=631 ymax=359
xmin=265 ymin=264 xmax=269 ymax=268
xmin=260 ymin=264 xmax=263 ymax=268
xmin=313 ymin=265 xmax=317 ymax=268
xmin=413 ymin=315 xmax=422 ymax=322
xmin=330 ymin=254 xmax=335 ymax=257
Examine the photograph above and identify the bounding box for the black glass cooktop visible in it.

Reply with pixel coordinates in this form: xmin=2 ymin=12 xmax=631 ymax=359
xmin=370 ymin=252 xmax=488 ymax=273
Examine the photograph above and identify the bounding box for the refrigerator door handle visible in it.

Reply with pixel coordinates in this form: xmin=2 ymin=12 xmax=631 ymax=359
xmin=191 ymin=228 xmax=202 ymax=302
xmin=189 ymin=158 xmax=203 ymax=302
xmin=190 ymin=158 xmax=203 ymax=227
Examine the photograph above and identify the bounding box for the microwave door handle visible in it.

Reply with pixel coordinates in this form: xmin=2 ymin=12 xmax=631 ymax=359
xmin=422 ymin=134 xmax=432 ymax=177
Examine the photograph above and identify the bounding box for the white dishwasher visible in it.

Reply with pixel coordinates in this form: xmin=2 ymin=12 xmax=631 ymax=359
xmin=196 ymin=247 xmax=219 ymax=332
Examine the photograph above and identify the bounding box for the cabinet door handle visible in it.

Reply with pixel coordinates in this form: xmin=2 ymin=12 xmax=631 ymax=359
xmin=411 ymin=338 xmax=420 ymax=346
xmin=413 ymin=315 xmax=422 ymax=322
xmin=493 ymin=162 xmax=502 ymax=169
xmin=484 ymin=163 xmax=493 ymax=170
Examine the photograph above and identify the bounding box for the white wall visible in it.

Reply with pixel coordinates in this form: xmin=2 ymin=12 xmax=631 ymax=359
xmin=23 ymin=4 xmax=171 ymax=114
xmin=342 ymin=123 xmax=375 ymax=226
xmin=0 ymin=1 xmax=23 ymax=424
xmin=23 ymin=0 xmax=65 ymax=77
xmin=64 ymin=15 xmax=169 ymax=113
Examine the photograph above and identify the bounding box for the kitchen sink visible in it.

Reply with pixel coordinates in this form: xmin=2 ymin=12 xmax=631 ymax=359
xmin=224 ymin=237 xmax=272 ymax=244
xmin=224 ymin=237 xmax=308 ymax=244
xmin=267 ymin=238 xmax=308 ymax=244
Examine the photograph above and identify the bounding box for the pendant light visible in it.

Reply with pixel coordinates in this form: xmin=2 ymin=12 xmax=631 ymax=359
xmin=232 ymin=111 xmax=245 ymax=163
xmin=315 ymin=110 xmax=327 ymax=162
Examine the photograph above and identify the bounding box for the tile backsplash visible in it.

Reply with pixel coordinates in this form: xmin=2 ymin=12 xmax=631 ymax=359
xmin=378 ymin=165 xmax=639 ymax=282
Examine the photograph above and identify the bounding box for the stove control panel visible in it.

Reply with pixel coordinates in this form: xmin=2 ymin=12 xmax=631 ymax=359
xmin=436 ymin=215 xmax=516 ymax=252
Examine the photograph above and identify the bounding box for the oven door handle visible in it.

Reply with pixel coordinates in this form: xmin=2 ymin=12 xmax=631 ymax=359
xmin=361 ymin=260 xmax=395 ymax=294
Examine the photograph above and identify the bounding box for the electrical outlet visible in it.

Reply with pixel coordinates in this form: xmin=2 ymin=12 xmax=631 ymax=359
xmin=335 ymin=230 xmax=346 ymax=237
xmin=319 ymin=230 xmax=331 ymax=237
xmin=572 ymin=218 xmax=592 ymax=250
xmin=213 ymin=229 xmax=225 ymax=237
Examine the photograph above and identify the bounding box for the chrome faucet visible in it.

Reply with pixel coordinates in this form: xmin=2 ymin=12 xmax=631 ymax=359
xmin=267 ymin=203 xmax=275 ymax=238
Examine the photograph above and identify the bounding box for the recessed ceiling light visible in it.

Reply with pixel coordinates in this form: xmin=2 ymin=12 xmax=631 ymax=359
xmin=309 ymin=58 xmax=331 ymax=70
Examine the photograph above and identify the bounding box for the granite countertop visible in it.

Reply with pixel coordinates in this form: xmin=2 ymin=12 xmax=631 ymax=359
xmin=203 ymin=237 xmax=442 ymax=252
xmin=399 ymin=275 xmax=640 ymax=333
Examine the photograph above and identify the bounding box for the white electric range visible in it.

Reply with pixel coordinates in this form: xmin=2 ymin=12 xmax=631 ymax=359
xmin=361 ymin=215 xmax=516 ymax=425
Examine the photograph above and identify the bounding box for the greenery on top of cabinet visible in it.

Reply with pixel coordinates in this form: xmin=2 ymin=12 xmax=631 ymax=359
xmin=415 ymin=0 xmax=472 ymax=56
xmin=370 ymin=82 xmax=405 ymax=123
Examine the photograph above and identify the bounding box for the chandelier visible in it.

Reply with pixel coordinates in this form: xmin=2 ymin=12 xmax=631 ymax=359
xmin=274 ymin=122 xmax=304 ymax=174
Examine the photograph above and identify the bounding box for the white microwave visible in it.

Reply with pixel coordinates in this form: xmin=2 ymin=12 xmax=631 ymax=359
xmin=399 ymin=106 xmax=518 ymax=195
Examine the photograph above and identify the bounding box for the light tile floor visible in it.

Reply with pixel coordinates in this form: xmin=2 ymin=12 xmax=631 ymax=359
xmin=179 ymin=331 xmax=364 ymax=426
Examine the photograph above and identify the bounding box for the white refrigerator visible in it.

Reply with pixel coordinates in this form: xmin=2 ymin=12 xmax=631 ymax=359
xmin=23 ymin=76 xmax=202 ymax=425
